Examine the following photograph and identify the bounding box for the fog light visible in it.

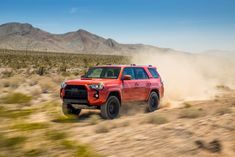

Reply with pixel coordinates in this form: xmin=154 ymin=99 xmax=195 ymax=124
xmin=94 ymin=91 xmax=99 ymax=98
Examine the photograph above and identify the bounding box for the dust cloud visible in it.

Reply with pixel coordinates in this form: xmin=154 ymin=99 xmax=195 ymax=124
xmin=132 ymin=50 xmax=235 ymax=106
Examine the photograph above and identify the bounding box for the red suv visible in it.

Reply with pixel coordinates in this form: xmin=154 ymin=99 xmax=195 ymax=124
xmin=60 ymin=65 xmax=164 ymax=119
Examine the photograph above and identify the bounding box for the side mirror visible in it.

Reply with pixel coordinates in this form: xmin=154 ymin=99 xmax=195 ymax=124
xmin=81 ymin=75 xmax=85 ymax=78
xmin=122 ymin=75 xmax=132 ymax=80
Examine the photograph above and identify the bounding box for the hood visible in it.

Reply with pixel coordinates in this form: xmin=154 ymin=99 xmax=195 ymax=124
xmin=65 ymin=78 xmax=118 ymax=85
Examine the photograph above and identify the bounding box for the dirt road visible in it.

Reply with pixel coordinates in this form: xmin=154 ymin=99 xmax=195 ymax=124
xmin=56 ymin=90 xmax=235 ymax=157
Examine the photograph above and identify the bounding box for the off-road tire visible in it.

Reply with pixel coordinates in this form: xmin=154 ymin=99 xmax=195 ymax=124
xmin=62 ymin=103 xmax=81 ymax=118
xmin=101 ymin=96 xmax=120 ymax=119
xmin=146 ymin=92 xmax=159 ymax=112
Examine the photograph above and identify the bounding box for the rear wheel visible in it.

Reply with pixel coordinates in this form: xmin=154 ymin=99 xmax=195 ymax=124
xmin=101 ymin=96 xmax=120 ymax=119
xmin=146 ymin=92 xmax=159 ymax=112
xmin=62 ymin=103 xmax=81 ymax=118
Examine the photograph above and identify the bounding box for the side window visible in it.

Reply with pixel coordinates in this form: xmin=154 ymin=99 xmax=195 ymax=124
xmin=148 ymin=68 xmax=159 ymax=78
xmin=122 ymin=67 xmax=135 ymax=79
xmin=134 ymin=68 xmax=149 ymax=79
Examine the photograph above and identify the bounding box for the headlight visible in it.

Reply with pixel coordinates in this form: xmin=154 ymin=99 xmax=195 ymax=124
xmin=61 ymin=82 xmax=67 ymax=88
xmin=89 ymin=83 xmax=104 ymax=90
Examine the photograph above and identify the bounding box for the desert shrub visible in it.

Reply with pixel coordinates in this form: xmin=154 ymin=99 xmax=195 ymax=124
xmin=52 ymin=116 xmax=79 ymax=123
xmin=2 ymin=80 xmax=10 ymax=87
xmin=215 ymin=107 xmax=232 ymax=115
xmin=38 ymin=79 xmax=56 ymax=93
xmin=59 ymin=65 xmax=67 ymax=72
xmin=52 ymin=75 xmax=64 ymax=84
xmin=180 ymin=108 xmax=203 ymax=118
xmin=12 ymin=122 xmax=49 ymax=131
xmin=7 ymin=76 xmax=24 ymax=89
xmin=36 ymin=66 xmax=45 ymax=76
xmin=46 ymin=130 xmax=68 ymax=141
xmin=88 ymin=115 xmax=101 ymax=125
xmin=0 ymin=109 xmax=34 ymax=119
xmin=1 ymin=92 xmax=32 ymax=104
xmin=183 ymin=102 xmax=192 ymax=108
xmin=120 ymin=121 xmax=130 ymax=127
xmin=30 ymin=88 xmax=42 ymax=97
xmin=0 ymin=136 xmax=27 ymax=148
xmin=95 ymin=123 xmax=109 ymax=133
xmin=2 ymin=70 xmax=14 ymax=78
xmin=61 ymin=140 xmax=75 ymax=149
xmin=144 ymin=114 xmax=169 ymax=125
xmin=75 ymin=144 xmax=100 ymax=157
xmin=29 ymin=77 xmax=38 ymax=86
xmin=83 ymin=58 xmax=89 ymax=68
xmin=61 ymin=140 xmax=101 ymax=157
xmin=1 ymin=77 xmax=22 ymax=89
xmin=216 ymin=85 xmax=231 ymax=90
xmin=24 ymin=148 xmax=45 ymax=157
xmin=62 ymin=71 xmax=71 ymax=77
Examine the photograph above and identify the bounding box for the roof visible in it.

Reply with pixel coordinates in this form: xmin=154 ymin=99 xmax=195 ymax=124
xmin=93 ymin=64 xmax=156 ymax=68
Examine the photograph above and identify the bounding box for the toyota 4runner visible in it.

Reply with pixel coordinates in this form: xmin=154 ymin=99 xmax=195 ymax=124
xmin=60 ymin=64 xmax=164 ymax=119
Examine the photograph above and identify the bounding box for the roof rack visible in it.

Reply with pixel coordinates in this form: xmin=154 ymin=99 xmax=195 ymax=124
xmin=130 ymin=64 xmax=136 ymax=66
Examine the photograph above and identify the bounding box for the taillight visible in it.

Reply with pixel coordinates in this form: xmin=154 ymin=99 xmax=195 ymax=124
xmin=60 ymin=88 xmax=65 ymax=98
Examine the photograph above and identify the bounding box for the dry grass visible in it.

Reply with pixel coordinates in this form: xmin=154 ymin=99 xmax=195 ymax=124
xmin=88 ymin=115 xmax=101 ymax=125
xmin=215 ymin=107 xmax=232 ymax=115
xmin=45 ymin=130 xmax=68 ymax=140
xmin=119 ymin=121 xmax=130 ymax=127
xmin=95 ymin=123 xmax=109 ymax=133
xmin=0 ymin=108 xmax=34 ymax=119
xmin=183 ymin=102 xmax=192 ymax=108
xmin=11 ymin=122 xmax=50 ymax=131
xmin=0 ymin=92 xmax=32 ymax=104
xmin=30 ymin=87 xmax=42 ymax=97
xmin=216 ymin=85 xmax=231 ymax=91
xmin=179 ymin=108 xmax=204 ymax=118
xmin=0 ymin=135 xmax=27 ymax=148
xmin=38 ymin=78 xmax=57 ymax=93
xmin=24 ymin=148 xmax=45 ymax=157
xmin=0 ymin=49 xmax=129 ymax=157
xmin=144 ymin=114 xmax=169 ymax=125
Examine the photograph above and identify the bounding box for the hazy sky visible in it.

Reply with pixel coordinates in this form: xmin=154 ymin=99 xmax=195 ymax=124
xmin=1 ymin=0 xmax=235 ymax=53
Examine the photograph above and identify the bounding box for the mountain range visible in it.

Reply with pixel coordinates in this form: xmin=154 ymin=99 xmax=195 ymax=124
xmin=0 ymin=22 xmax=175 ymax=55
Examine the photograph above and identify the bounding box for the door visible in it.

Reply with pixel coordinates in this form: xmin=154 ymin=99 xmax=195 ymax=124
xmin=134 ymin=67 xmax=150 ymax=101
xmin=122 ymin=67 xmax=139 ymax=102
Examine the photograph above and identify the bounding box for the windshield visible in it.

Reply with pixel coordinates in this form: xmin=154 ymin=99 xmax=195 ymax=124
xmin=84 ymin=67 xmax=121 ymax=79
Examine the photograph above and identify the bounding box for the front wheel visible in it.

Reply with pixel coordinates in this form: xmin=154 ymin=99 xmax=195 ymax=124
xmin=62 ymin=103 xmax=81 ymax=118
xmin=146 ymin=92 xmax=159 ymax=112
xmin=101 ymin=96 xmax=120 ymax=119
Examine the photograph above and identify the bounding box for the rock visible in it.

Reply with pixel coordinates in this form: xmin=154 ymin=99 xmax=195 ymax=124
xmin=207 ymin=140 xmax=222 ymax=153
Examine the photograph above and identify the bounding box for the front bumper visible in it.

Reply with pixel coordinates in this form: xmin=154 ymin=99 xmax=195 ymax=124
xmin=61 ymin=85 xmax=108 ymax=106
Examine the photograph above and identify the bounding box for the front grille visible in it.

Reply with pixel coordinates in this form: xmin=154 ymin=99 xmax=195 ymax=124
xmin=64 ymin=85 xmax=87 ymax=100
